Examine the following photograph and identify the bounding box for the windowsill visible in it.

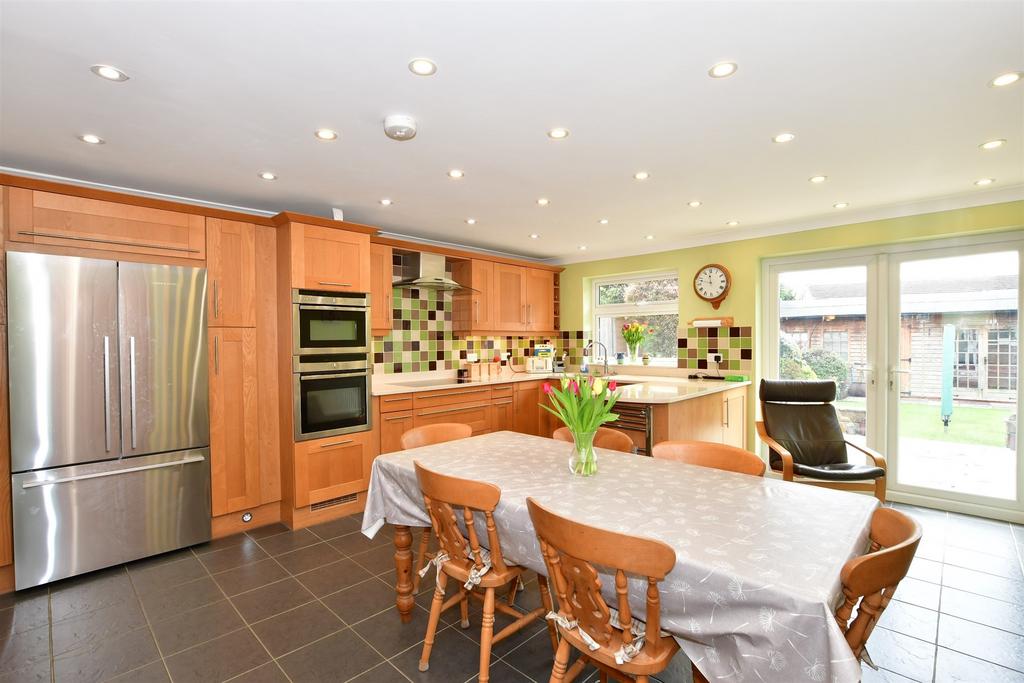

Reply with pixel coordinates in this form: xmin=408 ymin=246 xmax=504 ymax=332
xmin=593 ymin=359 xmax=678 ymax=369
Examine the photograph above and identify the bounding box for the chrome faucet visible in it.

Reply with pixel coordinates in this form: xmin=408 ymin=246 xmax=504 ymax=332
xmin=584 ymin=339 xmax=611 ymax=376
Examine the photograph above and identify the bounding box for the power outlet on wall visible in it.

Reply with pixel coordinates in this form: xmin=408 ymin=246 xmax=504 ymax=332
xmin=711 ymin=353 xmax=723 ymax=364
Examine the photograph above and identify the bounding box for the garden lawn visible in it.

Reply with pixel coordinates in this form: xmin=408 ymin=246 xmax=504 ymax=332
xmin=836 ymin=398 xmax=1013 ymax=449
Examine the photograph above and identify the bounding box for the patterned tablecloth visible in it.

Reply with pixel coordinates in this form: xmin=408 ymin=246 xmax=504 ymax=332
xmin=363 ymin=431 xmax=878 ymax=683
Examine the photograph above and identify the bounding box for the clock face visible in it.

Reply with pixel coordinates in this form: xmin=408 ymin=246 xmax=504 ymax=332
xmin=695 ymin=266 xmax=729 ymax=300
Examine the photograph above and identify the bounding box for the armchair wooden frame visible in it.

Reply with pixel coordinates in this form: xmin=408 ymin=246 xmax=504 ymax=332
xmin=756 ymin=418 xmax=887 ymax=502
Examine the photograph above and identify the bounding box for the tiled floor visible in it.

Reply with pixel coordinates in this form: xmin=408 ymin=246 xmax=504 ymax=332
xmin=1 ymin=503 xmax=1023 ymax=682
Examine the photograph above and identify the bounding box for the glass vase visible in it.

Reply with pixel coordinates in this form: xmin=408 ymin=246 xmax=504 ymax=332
xmin=568 ymin=429 xmax=599 ymax=476
xmin=627 ymin=343 xmax=641 ymax=364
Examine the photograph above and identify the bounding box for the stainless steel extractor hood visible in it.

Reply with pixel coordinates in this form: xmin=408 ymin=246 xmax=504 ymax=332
xmin=393 ymin=252 xmax=472 ymax=292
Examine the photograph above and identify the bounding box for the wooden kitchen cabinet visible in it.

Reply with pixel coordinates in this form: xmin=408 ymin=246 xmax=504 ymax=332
xmin=207 ymin=218 xmax=256 ymax=327
xmin=526 ymin=268 xmax=556 ymax=332
xmin=722 ymin=389 xmax=747 ymax=449
xmin=4 ymin=187 xmax=206 ymax=260
xmin=414 ymin=400 xmax=492 ymax=435
xmin=370 ymin=243 xmax=394 ymax=335
xmin=513 ymin=381 xmax=544 ymax=436
xmin=209 ymin=328 xmax=260 ymax=516
xmin=491 ymin=394 xmax=515 ymax=431
xmin=379 ymin=409 xmax=414 ymax=454
xmin=293 ymin=430 xmax=374 ymax=507
xmin=493 ymin=263 xmax=527 ymax=331
xmin=452 ymin=259 xmax=495 ymax=332
xmin=296 ymin=224 xmax=370 ymax=293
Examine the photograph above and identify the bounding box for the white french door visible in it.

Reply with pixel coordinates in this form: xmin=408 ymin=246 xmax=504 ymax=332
xmin=764 ymin=234 xmax=1024 ymax=521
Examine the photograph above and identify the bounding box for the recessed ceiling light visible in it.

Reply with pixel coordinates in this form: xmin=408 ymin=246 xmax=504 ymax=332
xmin=578 ymin=245 xmax=587 ymax=251
xmin=772 ymin=132 xmax=796 ymax=143
xmin=708 ymin=61 xmax=738 ymax=78
xmin=598 ymin=218 xmax=609 ymax=225
xmin=833 ymin=202 xmax=849 ymax=209
xmin=980 ymin=139 xmax=1006 ymax=150
xmin=90 ymin=64 xmax=129 ymax=82
xmin=990 ymin=71 xmax=1022 ymax=87
xmin=644 ymin=235 xmax=655 ymax=240
xmin=78 ymin=133 xmax=104 ymax=145
xmin=537 ymin=198 xmax=550 ymax=206
xmin=314 ymin=128 xmax=338 ymax=141
xmin=547 ymin=127 xmax=570 ymax=140
xmin=408 ymin=58 xmax=437 ymax=76
xmin=726 ymin=220 xmax=739 ymax=226
xmin=448 ymin=169 xmax=464 ymax=179
xmin=258 ymin=171 xmax=277 ymax=181
xmin=633 ymin=171 xmax=650 ymax=181
xmin=809 ymin=175 xmax=828 ymax=184
xmin=974 ymin=177 xmax=995 ymax=186
xmin=379 ymin=198 xmax=393 ymax=206
xmin=465 ymin=218 xmax=476 ymax=225
xmin=688 ymin=200 xmax=702 ymax=208
xmin=529 ymin=233 xmax=540 ymax=239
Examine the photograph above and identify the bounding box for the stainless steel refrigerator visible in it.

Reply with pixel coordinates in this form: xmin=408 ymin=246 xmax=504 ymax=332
xmin=6 ymin=252 xmax=211 ymax=589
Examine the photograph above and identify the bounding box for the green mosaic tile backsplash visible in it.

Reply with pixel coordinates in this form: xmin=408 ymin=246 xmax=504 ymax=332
xmin=677 ymin=325 xmax=753 ymax=375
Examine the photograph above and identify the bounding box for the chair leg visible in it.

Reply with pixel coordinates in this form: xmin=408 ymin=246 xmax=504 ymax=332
xmin=537 ymin=575 xmax=559 ymax=652
xmin=418 ymin=571 xmax=447 ymax=672
xmin=460 ymin=592 xmax=470 ymax=628
xmin=412 ymin=527 xmax=432 ymax=592
xmin=549 ymin=638 xmax=572 ymax=683
xmin=598 ymin=673 xmax=608 ymax=683
xmin=479 ymin=587 xmax=496 ymax=683
xmin=506 ymin=574 xmax=520 ymax=606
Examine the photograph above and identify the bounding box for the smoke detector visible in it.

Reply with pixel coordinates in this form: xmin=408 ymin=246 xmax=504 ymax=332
xmin=384 ymin=114 xmax=417 ymax=141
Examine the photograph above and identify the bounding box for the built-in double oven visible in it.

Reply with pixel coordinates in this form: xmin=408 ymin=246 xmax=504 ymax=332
xmin=292 ymin=289 xmax=372 ymax=441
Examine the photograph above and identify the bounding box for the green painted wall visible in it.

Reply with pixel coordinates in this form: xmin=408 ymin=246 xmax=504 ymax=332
xmin=560 ymin=200 xmax=1024 ymax=446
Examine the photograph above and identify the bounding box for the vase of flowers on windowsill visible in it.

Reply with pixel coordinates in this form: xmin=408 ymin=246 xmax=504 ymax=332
xmin=540 ymin=375 xmax=620 ymax=476
xmin=622 ymin=321 xmax=655 ymax=363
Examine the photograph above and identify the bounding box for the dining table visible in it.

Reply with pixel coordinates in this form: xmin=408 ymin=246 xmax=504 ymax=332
xmin=362 ymin=431 xmax=879 ymax=683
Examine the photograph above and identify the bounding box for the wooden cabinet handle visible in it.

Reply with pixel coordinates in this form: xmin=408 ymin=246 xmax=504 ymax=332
xmin=492 ymin=400 xmax=513 ymax=406
xmin=417 ymin=405 xmax=482 ymax=417
xmin=383 ymin=415 xmax=412 ymax=421
xmin=424 ymin=389 xmax=487 ymax=399
xmin=722 ymin=399 xmax=729 ymax=427
xmin=212 ymin=280 xmax=220 ymax=319
xmin=320 ymin=439 xmax=354 ymax=448
xmin=383 ymin=397 xmax=410 ymax=403
xmin=318 ymin=281 xmax=352 ymax=287
xmin=213 ymin=335 xmax=219 ymax=375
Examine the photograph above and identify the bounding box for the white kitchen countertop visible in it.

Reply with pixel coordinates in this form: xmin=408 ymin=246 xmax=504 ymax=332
xmin=371 ymin=370 xmax=750 ymax=403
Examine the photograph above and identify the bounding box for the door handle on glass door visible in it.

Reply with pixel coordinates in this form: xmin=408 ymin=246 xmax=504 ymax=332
xmin=103 ymin=336 xmax=112 ymax=452
xmin=888 ymin=368 xmax=910 ymax=390
xmin=129 ymin=336 xmax=138 ymax=449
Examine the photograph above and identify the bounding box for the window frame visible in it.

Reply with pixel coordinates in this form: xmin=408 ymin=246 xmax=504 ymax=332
xmin=591 ymin=270 xmax=680 ymax=363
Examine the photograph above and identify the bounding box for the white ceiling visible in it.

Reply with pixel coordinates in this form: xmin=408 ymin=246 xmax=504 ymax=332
xmin=1 ymin=1 xmax=1022 ymax=264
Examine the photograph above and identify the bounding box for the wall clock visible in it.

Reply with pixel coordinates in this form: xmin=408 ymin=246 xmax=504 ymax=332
xmin=693 ymin=263 xmax=731 ymax=309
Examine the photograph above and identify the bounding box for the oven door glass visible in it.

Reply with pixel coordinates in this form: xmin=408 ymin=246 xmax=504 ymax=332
xmin=294 ymin=305 xmax=368 ymax=354
xmin=295 ymin=372 xmax=370 ymax=439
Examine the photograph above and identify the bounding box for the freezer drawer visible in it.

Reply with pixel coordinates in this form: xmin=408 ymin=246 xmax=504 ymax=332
xmin=12 ymin=449 xmax=211 ymax=589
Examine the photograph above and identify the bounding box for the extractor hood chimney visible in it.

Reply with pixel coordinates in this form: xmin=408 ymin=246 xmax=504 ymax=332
xmin=393 ymin=252 xmax=473 ymax=292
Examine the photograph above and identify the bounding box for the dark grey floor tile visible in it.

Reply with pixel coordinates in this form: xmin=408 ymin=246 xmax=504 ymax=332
xmin=938 ymin=613 xmax=1024 ymax=673
xmin=354 ymin=604 xmax=437 ymax=659
xmin=53 ymin=624 xmax=160 ymax=682
xmin=0 ymin=657 xmax=51 ymax=683
xmin=129 ymin=556 xmax=209 ymax=595
xmin=277 ymin=628 xmax=384 ymax=681
xmin=226 ymin=662 xmax=290 ymax=682
xmin=295 ymin=557 xmax=374 ymax=597
xmin=468 ymin=660 xmax=533 ymax=682
xmin=321 ymin=577 xmax=399 ymax=625
xmin=942 ymin=545 xmax=1023 ymax=580
xmin=942 ymin=564 xmax=1024 ymax=604
xmin=198 ymin=537 xmax=269 ymax=573
xmin=275 ymin=542 xmax=344 ymax=576
xmin=164 ymin=628 xmax=271 ymax=683
xmin=895 ymin=577 xmax=942 ymax=611
xmin=307 ymin=514 xmax=363 ymax=541
xmin=330 ymin=528 xmax=393 ymax=556
xmin=250 ymin=601 xmax=345 ymax=657
xmin=351 ymin=543 xmax=404 ymax=575
xmin=935 ymin=646 xmax=1024 ymax=682
xmin=0 ymin=622 xmax=50 ymax=672
xmin=390 ymin=626 xmax=484 ymax=683
xmin=150 ymin=599 xmax=245 ymax=656
xmin=230 ymin=577 xmax=315 ymax=624
xmin=123 ymin=548 xmax=196 ymax=571
xmin=867 ymin=627 xmax=936 ymax=682
xmin=107 ymin=661 xmax=170 ymax=683
xmin=941 ymin=585 xmax=1024 ymax=636
xmin=139 ymin=576 xmax=224 ymax=622
xmin=0 ymin=586 xmax=46 ymax=611
xmin=212 ymin=558 xmax=288 ymax=597
xmin=499 ymin=627 xmax=575 ymax=683
xmin=51 ymin=597 xmax=147 ymax=655
xmin=0 ymin=591 xmax=49 ymax=636
xmin=192 ymin=533 xmax=249 ymax=556
xmin=49 ymin=566 xmax=133 ymax=621
xmin=947 ymin=524 xmax=1017 ymax=559
xmin=879 ymin=600 xmax=939 ymax=643
xmin=245 ymin=523 xmax=291 ymax=540
xmin=460 ymin=603 xmax=548 ymax=659
xmin=255 ymin=529 xmax=321 ymax=557
xmin=348 ymin=661 xmax=412 ymax=683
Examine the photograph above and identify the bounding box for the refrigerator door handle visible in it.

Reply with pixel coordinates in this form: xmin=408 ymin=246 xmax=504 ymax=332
xmin=103 ymin=336 xmax=112 ymax=452
xmin=21 ymin=454 xmax=206 ymax=489
xmin=129 ymin=335 xmax=138 ymax=449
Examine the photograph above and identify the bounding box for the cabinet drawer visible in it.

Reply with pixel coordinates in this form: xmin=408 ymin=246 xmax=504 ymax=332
xmin=490 ymin=384 xmax=514 ymax=400
xmin=414 ymin=401 xmax=491 ymax=435
xmin=293 ymin=430 xmax=374 ymax=507
xmin=5 ymin=187 xmax=206 ymax=259
xmin=379 ymin=410 xmax=414 ymax=454
xmin=379 ymin=393 xmax=413 ymax=413
xmin=413 ymin=386 xmax=492 ymax=409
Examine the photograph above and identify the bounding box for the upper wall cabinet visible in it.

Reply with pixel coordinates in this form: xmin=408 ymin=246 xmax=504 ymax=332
xmin=494 ymin=263 xmax=529 ymax=331
xmin=4 ymin=187 xmax=206 ymax=260
xmin=369 ymin=243 xmax=393 ymax=335
xmin=452 ymin=259 xmax=495 ymax=333
xmin=525 ymin=268 xmax=555 ymax=332
xmin=207 ymin=219 xmax=256 ymax=327
xmin=290 ymin=223 xmax=370 ymax=293
xmin=454 ymin=259 xmax=558 ymax=334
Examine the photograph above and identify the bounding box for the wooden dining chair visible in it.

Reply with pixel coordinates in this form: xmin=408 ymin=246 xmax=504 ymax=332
xmin=415 ymin=463 xmax=558 ymax=683
xmin=552 ymin=426 xmax=635 ymax=454
xmin=651 ymin=440 xmax=766 ymax=477
xmin=526 ymin=497 xmax=680 ymax=683
xmin=401 ymin=423 xmax=474 ymax=590
xmin=835 ymin=506 xmax=921 ymax=666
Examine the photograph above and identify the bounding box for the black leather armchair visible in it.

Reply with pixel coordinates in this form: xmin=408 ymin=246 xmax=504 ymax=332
xmin=756 ymin=379 xmax=887 ymax=502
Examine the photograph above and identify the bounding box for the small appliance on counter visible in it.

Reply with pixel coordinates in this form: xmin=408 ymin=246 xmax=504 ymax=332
xmin=527 ymin=343 xmax=555 ymax=374
xmin=553 ymin=351 xmax=568 ymax=373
